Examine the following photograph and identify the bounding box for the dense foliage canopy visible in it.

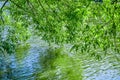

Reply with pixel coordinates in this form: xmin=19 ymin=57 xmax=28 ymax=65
xmin=1 ymin=0 xmax=120 ymax=58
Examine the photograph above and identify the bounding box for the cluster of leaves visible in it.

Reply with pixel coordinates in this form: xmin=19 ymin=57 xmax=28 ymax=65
xmin=0 ymin=4 xmax=30 ymax=54
xmin=0 ymin=26 xmax=30 ymax=54
xmin=5 ymin=0 xmax=120 ymax=59
xmin=38 ymin=47 xmax=83 ymax=80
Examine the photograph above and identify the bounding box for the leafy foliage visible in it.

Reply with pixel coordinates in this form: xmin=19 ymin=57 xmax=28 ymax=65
xmin=0 ymin=9 xmax=30 ymax=54
xmin=0 ymin=25 xmax=30 ymax=54
xmin=2 ymin=0 xmax=119 ymax=58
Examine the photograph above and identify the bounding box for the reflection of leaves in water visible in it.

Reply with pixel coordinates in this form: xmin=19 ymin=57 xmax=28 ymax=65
xmin=15 ymin=43 xmax=30 ymax=61
xmin=37 ymin=46 xmax=83 ymax=80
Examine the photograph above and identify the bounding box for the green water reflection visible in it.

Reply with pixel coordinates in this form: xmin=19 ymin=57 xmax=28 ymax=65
xmin=0 ymin=37 xmax=120 ymax=80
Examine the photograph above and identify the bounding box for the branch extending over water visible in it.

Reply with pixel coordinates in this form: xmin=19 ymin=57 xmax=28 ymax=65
xmin=0 ymin=0 xmax=8 ymax=24
xmin=9 ymin=0 xmax=26 ymax=11
xmin=0 ymin=0 xmax=8 ymax=11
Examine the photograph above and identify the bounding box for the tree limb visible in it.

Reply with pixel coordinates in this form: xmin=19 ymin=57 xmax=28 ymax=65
xmin=0 ymin=0 xmax=8 ymax=11
xmin=0 ymin=0 xmax=8 ymax=24
xmin=9 ymin=0 xmax=26 ymax=12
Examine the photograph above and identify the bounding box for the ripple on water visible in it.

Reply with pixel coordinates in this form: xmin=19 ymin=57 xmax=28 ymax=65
xmin=83 ymin=56 xmax=120 ymax=80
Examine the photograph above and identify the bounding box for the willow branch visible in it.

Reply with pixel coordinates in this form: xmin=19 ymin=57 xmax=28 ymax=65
xmin=26 ymin=0 xmax=36 ymax=11
xmin=26 ymin=0 xmax=36 ymax=16
xmin=37 ymin=0 xmax=49 ymax=25
xmin=0 ymin=0 xmax=8 ymax=11
xmin=0 ymin=16 xmax=4 ymax=24
xmin=37 ymin=0 xmax=46 ymax=12
xmin=0 ymin=0 xmax=8 ymax=24
xmin=10 ymin=0 xmax=26 ymax=12
xmin=26 ymin=0 xmax=39 ymax=24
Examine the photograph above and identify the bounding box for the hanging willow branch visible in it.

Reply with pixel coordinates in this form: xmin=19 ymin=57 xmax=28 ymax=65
xmin=37 ymin=0 xmax=50 ymax=27
xmin=0 ymin=0 xmax=8 ymax=11
xmin=26 ymin=0 xmax=36 ymax=16
xmin=0 ymin=0 xmax=8 ymax=24
xmin=9 ymin=0 xmax=26 ymax=11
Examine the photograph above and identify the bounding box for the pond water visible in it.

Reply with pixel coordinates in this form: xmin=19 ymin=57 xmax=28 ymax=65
xmin=0 ymin=36 xmax=48 ymax=80
xmin=0 ymin=36 xmax=120 ymax=80
xmin=83 ymin=55 xmax=120 ymax=80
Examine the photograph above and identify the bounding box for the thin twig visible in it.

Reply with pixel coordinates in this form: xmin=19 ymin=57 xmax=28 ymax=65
xmin=9 ymin=0 xmax=37 ymax=22
xmin=0 ymin=16 xmax=4 ymax=24
xmin=26 ymin=0 xmax=36 ymax=12
xmin=101 ymin=20 xmax=112 ymax=28
xmin=10 ymin=0 xmax=26 ymax=12
xmin=26 ymin=0 xmax=36 ymax=16
xmin=0 ymin=0 xmax=8 ymax=11
xmin=0 ymin=0 xmax=8 ymax=24
xmin=26 ymin=0 xmax=39 ymax=24
xmin=37 ymin=0 xmax=49 ymax=25
xmin=37 ymin=0 xmax=46 ymax=12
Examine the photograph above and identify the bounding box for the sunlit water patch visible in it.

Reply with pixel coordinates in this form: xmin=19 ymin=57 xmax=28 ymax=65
xmin=0 ymin=36 xmax=48 ymax=80
xmin=83 ymin=55 xmax=120 ymax=80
